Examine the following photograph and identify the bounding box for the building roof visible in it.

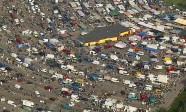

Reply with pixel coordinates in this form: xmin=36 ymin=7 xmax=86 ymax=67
xmin=77 ymin=23 xmax=130 ymax=43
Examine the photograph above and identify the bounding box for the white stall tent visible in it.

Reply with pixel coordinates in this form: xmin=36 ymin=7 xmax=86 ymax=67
xmin=114 ymin=41 xmax=127 ymax=49
xmin=49 ymin=38 xmax=59 ymax=45
xmin=46 ymin=54 xmax=55 ymax=59
xmin=157 ymin=75 xmax=168 ymax=83
xmin=11 ymin=53 xmax=17 ymax=58
xmin=110 ymin=54 xmax=119 ymax=60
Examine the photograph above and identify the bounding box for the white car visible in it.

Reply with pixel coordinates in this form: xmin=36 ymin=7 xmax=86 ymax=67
xmin=2 ymin=25 xmax=7 ymax=31
xmin=98 ymin=78 xmax=105 ymax=82
xmin=14 ymin=19 xmax=20 ymax=25
xmin=119 ymin=70 xmax=129 ymax=76
xmin=92 ymin=60 xmax=99 ymax=65
xmin=129 ymin=83 xmax=137 ymax=88
xmin=136 ymin=51 xmax=144 ymax=56
xmin=131 ymin=61 xmax=138 ymax=66
xmin=123 ymin=80 xmax=131 ymax=85
xmin=136 ymin=75 xmax=145 ymax=79
xmin=35 ymin=5 xmax=39 ymax=10
xmin=145 ymin=85 xmax=152 ymax=91
xmin=154 ymin=65 xmax=163 ymax=69
xmin=58 ymin=14 xmax=62 ymax=20
xmin=111 ymin=78 xmax=119 ymax=83
xmin=20 ymin=19 xmax=25 ymax=23
xmin=41 ymin=68 xmax=47 ymax=72
xmin=40 ymin=12 xmax=45 ymax=18
xmin=78 ymin=71 xmax=85 ymax=76
xmin=151 ymin=58 xmax=159 ymax=63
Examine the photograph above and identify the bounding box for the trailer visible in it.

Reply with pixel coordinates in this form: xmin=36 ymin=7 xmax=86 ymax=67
xmin=22 ymin=100 xmax=34 ymax=108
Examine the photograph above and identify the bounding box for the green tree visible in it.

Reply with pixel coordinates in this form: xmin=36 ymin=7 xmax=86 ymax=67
xmin=156 ymin=107 xmax=167 ymax=112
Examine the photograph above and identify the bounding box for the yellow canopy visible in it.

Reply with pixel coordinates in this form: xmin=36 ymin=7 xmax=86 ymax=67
xmin=76 ymin=79 xmax=84 ymax=83
xmin=163 ymin=57 xmax=171 ymax=61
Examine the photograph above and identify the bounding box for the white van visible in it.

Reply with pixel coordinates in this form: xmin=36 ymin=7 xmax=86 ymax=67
xmin=7 ymin=100 xmax=17 ymax=107
xmin=14 ymin=84 xmax=21 ymax=89
xmin=35 ymin=91 xmax=40 ymax=97
xmin=40 ymin=12 xmax=45 ymax=18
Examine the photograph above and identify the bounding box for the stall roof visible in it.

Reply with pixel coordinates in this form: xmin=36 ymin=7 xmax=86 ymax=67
xmin=77 ymin=24 xmax=129 ymax=43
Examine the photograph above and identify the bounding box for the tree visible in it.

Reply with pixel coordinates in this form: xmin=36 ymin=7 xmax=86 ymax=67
xmin=156 ymin=107 xmax=167 ymax=112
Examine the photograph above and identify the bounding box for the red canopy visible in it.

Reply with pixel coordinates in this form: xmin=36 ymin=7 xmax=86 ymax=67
xmin=182 ymin=36 xmax=186 ymax=41
xmin=140 ymin=94 xmax=147 ymax=100
xmin=16 ymin=38 xmax=23 ymax=44
xmin=166 ymin=66 xmax=174 ymax=72
xmin=145 ymin=35 xmax=151 ymax=39
xmin=61 ymin=91 xmax=70 ymax=96
xmin=63 ymin=76 xmax=69 ymax=80
xmin=70 ymin=21 xmax=77 ymax=26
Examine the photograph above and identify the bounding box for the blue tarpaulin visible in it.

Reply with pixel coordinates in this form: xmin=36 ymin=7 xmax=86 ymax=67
xmin=17 ymin=44 xmax=24 ymax=48
xmin=71 ymin=86 xmax=79 ymax=91
xmin=143 ymin=5 xmax=151 ymax=10
xmin=106 ymin=64 xmax=114 ymax=69
xmin=27 ymin=65 xmax=36 ymax=71
xmin=0 ymin=63 xmax=5 ymax=68
xmin=127 ymin=52 xmax=136 ymax=58
xmin=44 ymin=42 xmax=53 ymax=47
xmin=17 ymin=56 xmax=25 ymax=62
xmin=144 ymin=47 xmax=158 ymax=52
xmin=87 ymin=73 xmax=99 ymax=81
xmin=49 ymin=22 xmax=55 ymax=27
xmin=140 ymin=62 xmax=150 ymax=66
xmin=37 ymin=35 xmax=45 ymax=40
xmin=139 ymin=31 xmax=146 ymax=37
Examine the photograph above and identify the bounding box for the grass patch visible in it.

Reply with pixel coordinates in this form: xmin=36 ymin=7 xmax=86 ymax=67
xmin=167 ymin=87 xmax=186 ymax=112
xmin=165 ymin=0 xmax=186 ymax=10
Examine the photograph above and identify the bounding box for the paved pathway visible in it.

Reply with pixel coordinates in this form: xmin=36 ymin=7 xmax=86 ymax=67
xmin=162 ymin=77 xmax=186 ymax=109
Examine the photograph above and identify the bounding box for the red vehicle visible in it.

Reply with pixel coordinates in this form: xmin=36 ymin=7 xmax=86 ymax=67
xmin=62 ymin=49 xmax=70 ymax=54
xmin=17 ymin=78 xmax=24 ymax=82
xmin=139 ymin=94 xmax=147 ymax=100
xmin=104 ymin=44 xmax=112 ymax=49
xmin=44 ymin=85 xmax=53 ymax=91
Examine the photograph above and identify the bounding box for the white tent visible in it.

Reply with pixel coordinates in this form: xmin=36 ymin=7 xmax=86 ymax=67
xmin=114 ymin=41 xmax=127 ymax=49
xmin=115 ymin=103 xmax=124 ymax=109
xmin=11 ymin=53 xmax=17 ymax=58
xmin=46 ymin=54 xmax=55 ymax=59
xmin=110 ymin=54 xmax=119 ymax=60
xmin=157 ymin=75 xmax=168 ymax=83
xmin=24 ymin=58 xmax=33 ymax=64
xmin=49 ymin=39 xmax=59 ymax=45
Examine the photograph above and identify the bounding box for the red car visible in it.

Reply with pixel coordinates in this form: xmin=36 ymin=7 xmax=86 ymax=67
xmin=140 ymin=94 xmax=147 ymax=100
xmin=62 ymin=49 xmax=70 ymax=54
xmin=104 ymin=44 xmax=112 ymax=49
xmin=44 ymin=85 xmax=53 ymax=91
